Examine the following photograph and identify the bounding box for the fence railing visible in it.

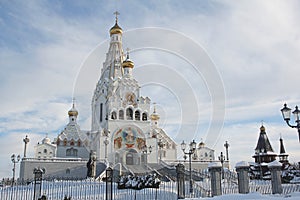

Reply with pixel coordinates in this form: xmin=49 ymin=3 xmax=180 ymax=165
xmin=0 ymin=179 xmax=180 ymax=200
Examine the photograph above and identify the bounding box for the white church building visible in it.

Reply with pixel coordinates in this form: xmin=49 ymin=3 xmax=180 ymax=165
xmin=19 ymin=15 xmax=217 ymax=180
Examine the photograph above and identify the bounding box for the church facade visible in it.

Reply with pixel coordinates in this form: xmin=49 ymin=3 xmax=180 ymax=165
xmin=20 ymin=16 xmax=177 ymax=180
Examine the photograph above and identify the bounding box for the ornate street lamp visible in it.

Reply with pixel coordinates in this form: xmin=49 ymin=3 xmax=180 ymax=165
xmin=142 ymin=145 xmax=152 ymax=155
xmin=11 ymin=154 xmax=20 ymax=185
xmin=104 ymin=137 xmax=109 ymax=159
xmin=281 ymin=103 xmax=300 ymax=142
xmin=157 ymin=139 xmax=165 ymax=162
xmin=218 ymin=152 xmax=225 ymax=179
xmin=23 ymin=135 xmax=30 ymax=158
xmin=181 ymin=139 xmax=197 ymax=194
xmin=142 ymin=145 xmax=152 ymax=164
xmin=224 ymin=141 xmax=229 ymax=161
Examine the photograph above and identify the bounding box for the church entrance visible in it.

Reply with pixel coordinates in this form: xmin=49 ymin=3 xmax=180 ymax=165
xmin=126 ymin=149 xmax=138 ymax=165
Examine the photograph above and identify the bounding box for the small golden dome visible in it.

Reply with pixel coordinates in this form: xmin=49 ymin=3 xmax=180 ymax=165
xmin=122 ymin=52 xmax=134 ymax=68
xmin=260 ymin=125 xmax=265 ymax=132
xmin=150 ymin=105 xmax=160 ymax=121
xmin=68 ymin=104 xmax=78 ymax=117
xmin=150 ymin=113 xmax=160 ymax=121
xmin=110 ymin=22 xmax=123 ymax=36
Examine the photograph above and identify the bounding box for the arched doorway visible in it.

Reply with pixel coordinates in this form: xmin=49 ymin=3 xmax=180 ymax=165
xmin=126 ymin=153 xmax=134 ymax=165
xmin=126 ymin=149 xmax=138 ymax=165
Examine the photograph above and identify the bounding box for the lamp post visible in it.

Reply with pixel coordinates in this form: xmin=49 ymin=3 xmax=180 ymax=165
xmin=181 ymin=140 xmax=197 ymax=194
xmin=281 ymin=103 xmax=300 ymax=142
xmin=142 ymin=145 xmax=152 ymax=164
xmin=23 ymin=135 xmax=30 ymax=158
xmin=157 ymin=139 xmax=165 ymax=162
xmin=218 ymin=152 xmax=225 ymax=179
xmin=11 ymin=154 xmax=20 ymax=185
xmin=224 ymin=141 xmax=229 ymax=161
xmin=104 ymin=136 xmax=109 ymax=159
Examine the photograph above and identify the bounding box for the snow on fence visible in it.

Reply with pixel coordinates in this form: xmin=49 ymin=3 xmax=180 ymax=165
xmin=1 ymin=177 xmax=300 ymax=199
xmin=0 ymin=179 xmax=179 ymax=200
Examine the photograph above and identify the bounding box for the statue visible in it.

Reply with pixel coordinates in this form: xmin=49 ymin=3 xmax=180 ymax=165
xmin=87 ymin=151 xmax=97 ymax=178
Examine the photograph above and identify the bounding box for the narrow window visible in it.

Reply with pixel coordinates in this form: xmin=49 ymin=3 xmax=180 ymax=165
xmin=100 ymin=103 xmax=103 ymax=122
xmin=119 ymin=110 xmax=124 ymax=120
xmin=142 ymin=113 xmax=147 ymax=121
xmin=111 ymin=111 xmax=117 ymax=120
xmin=63 ymin=139 xmax=67 ymax=146
xmin=135 ymin=111 xmax=140 ymax=121
xmin=126 ymin=108 xmax=133 ymax=120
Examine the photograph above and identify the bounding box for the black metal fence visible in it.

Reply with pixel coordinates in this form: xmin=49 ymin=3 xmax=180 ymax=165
xmin=0 ymin=179 xmax=183 ymax=200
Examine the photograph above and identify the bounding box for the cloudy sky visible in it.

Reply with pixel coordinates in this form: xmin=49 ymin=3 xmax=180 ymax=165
xmin=1 ymin=0 xmax=300 ymax=178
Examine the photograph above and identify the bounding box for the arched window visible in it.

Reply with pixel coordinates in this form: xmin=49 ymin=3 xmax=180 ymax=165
xmin=70 ymin=140 xmax=74 ymax=146
xmin=66 ymin=169 xmax=70 ymax=174
xmin=111 ymin=111 xmax=117 ymax=120
xmin=43 ymin=149 xmax=47 ymax=154
xmin=66 ymin=148 xmax=78 ymax=157
xmin=126 ymin=108 xmax=133 ymax=120
xmin=77 ymin=140 xmax=81 ymax=147
xmin=135 ymin=110 xmax=140 ymax=121
xmin=119 ymin=110 xmax=124 ymax=120
xmin=142 ymin=113 xmax=148 ymax=121
xmin=63 ymin=139 xmax=67 ymax=146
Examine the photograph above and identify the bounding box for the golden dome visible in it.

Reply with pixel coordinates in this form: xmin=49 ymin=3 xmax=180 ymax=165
xmin=260 ymin=125 xmax=265 ymax=132
xmin=110 ymin=22 xmax=123 ymax=36
xmin=122 ymin=52 xmax=134 ymax=68
xmin=150 ymin=105 xmax=160 ymax=121
xmin=68 ymin=104 xmax=78 ymax=117
xmin=150 ymin=112 xmax=160 ymax=121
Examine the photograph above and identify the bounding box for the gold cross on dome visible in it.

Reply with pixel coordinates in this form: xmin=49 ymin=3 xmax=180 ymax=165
xmin=114 ymin=11 xmax=120 ymax=22
xmin=126 ymin=48 xmax=130 ymax=59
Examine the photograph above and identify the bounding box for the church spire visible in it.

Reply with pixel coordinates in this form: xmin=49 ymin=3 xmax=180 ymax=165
xmin=278 ymin=135 xmax=289 ymax=164
xmin=253 ymin=124 xmax=277 ymax=164
xmin=102 ymin=12 xmax=124 ymax=80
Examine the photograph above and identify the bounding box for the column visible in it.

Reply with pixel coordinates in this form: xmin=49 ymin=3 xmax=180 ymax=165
xmin=268 ymin=161 xmax=283 ymax=194
xmin=208 ymin=162 xmax=222 ymax=197
xmin=235 ymin=161 xmax=250 ymax=194
xmin=176 ymin=163 xmax=185 ymax=199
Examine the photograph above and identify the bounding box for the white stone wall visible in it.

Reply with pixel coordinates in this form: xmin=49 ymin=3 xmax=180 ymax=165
xmin=34 ymin=143 xmax=56 ymax=159
xmin=19 ymin=158 xmax=88 ymax=180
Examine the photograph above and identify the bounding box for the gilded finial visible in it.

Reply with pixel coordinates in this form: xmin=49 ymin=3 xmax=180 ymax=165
xmin=72 ymin=97 xmax=76 ymax=107
xmin=153 ymin=102 xmax=157 ymax=113
xmin=114 ymin=11 xmax=120 ymax=23
xmin=126 ymin=48 xmax=130 ymax=59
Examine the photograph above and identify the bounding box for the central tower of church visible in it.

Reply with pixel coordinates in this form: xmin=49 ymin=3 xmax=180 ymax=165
xmin=90 ymin=14 xmax=177 ymax=168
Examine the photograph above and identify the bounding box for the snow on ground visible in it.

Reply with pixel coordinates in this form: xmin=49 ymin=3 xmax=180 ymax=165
xmin=189 ymin=192 xmax=300 ymax=200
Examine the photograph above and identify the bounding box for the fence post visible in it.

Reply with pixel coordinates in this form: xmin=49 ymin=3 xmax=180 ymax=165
xmin=235 ymin=161 xmax=250 ymax=194
xmin=106 ymin=167 xmax=113 ymax=200
xmin=268 ymin=161 xmax=283 ymax=194
xmin=208 ymin=162 xmax=222 ymax=197
xmin=38 ymin=195 xmax=47 ymax=200
xmin=33 ymin=167 xmax=45 ymax=200
xmin=176 ymin=163 xmax=185 ymax=199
